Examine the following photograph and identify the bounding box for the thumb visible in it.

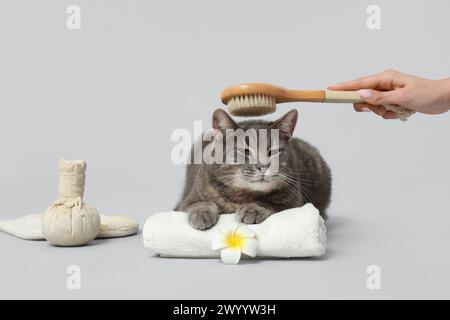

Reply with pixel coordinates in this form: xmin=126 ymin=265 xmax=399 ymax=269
xmin=358 ymin=89 xmax=398 ymax=105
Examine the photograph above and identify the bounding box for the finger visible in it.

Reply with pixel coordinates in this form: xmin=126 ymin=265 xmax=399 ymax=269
xmin=328 ymin=69 xmax=405 ymax=91
xmin=354 ymin=103 xmax=399 ymax=119
xmin=358 ymin=89 xmax=401 ymax=106
xmin=382 ymin=111 xmax=399 ymax=120
xmin=329 ymin=73 xmax=385 ymax=91
xmin=353 ymin=103 xmax=372 ymax=112
xmin=368 ymin=105 xmax=388 ymax=117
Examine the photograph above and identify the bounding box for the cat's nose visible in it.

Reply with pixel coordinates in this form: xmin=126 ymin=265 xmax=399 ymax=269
xmin=256 ymin=164 xmax=270 ymax=174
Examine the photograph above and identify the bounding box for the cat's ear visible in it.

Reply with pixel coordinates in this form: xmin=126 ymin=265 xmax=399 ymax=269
xmin=271 ymin=109 xmax=298 ymax=137
xmin=212 ymin=109 xmax=239 ymax=131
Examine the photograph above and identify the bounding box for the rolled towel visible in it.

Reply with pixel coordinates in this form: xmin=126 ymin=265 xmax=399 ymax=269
xmin=143 ymin=203 xmax=326 ymax=259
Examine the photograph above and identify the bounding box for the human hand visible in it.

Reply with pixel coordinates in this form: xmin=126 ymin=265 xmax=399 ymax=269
xmin=329 ymin=69 xmax=450 ymax=119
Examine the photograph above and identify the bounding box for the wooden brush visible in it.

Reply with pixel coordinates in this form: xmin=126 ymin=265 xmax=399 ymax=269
xmin=221 ymin=83 xmax=362 ymax=117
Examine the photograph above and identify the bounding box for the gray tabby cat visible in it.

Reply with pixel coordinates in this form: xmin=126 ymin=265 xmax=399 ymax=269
xmin=175 ymin=109 xmax=331 ymax=230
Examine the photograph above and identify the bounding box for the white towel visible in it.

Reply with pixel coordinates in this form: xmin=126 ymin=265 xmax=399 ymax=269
xmin=143 ymin=203 xmax=326 ymax=258
xmin=0 ymin=214 xmax=139 ymax=240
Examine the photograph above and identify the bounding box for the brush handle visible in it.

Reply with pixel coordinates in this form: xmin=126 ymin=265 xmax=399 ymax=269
xmin=281 ymin=89 xmax=362 ymax=103
xmin=283 ymin=89 xmax=413 ymax=121
xmin=323 ymin=90 xmax=362 ymax=103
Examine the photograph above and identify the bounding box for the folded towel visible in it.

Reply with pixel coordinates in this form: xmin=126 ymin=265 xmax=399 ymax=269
xmin=143 ymin=203 xmax=326 ymax=259
xmin=0 ymin=214 xmax=139 ymax=240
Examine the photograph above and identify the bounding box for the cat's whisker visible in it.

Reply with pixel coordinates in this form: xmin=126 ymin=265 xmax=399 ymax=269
xmin=277 ymin=173 xmax=310 ymax=184
xmin=286 ymin=175 xmax=317 ymax=184
xmin=279 ymin=174 xmax=298 ymax=182
xmin=297 ymin=182 xmax=314 ymax=203
xmin=278 ymin=172 xmax=316 ymax=185
xmin=215 ymin=175 xmax=242 ymax=186
xmin=276 ymin=174 xmax=314 ymax=203
xmin=281 ymin=180 xmax=306 ymax=202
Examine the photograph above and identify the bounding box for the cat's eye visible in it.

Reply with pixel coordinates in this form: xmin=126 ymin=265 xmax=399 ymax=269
xmin=268 ymin=148 xmax=282 ymax=157
xmin=237 ymin=147 xmax=250 ymax=158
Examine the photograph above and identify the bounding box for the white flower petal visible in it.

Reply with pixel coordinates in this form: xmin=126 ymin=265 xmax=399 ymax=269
xmin=221 ymin=247 xmax=242 ymax=265
xmin=235 ymin=224 xmax=256 ymax=238
xmin=211 ymin=232 xmax=228 ymax=251
xmin=241 ymin=238 xmax=257 ymax=257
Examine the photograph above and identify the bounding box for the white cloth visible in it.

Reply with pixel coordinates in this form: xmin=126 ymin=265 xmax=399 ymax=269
xmin=0 ymin=214 xmax=139 ymax=240
xmin=143 ymin=203 xmax=326 ymax=258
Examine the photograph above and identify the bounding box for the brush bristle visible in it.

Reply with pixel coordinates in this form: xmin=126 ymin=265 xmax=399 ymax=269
xmin=226 ymin=94 xmax=276 ymax=117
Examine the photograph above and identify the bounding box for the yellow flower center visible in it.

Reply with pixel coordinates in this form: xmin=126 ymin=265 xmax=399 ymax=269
xmin=225 ymin=232 xmax=246 ymax=249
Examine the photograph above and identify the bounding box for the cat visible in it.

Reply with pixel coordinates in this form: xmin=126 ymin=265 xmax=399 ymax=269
xmin=175 ymin=108 xmax=332 ymax=230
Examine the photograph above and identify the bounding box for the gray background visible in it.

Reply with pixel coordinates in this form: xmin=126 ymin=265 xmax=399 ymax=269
xmin=0 ymin=0 xmax=449 ymax=299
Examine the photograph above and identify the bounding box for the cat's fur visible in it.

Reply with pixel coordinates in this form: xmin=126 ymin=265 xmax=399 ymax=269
xmin=175 ymin=109 xmax=332 ymax=230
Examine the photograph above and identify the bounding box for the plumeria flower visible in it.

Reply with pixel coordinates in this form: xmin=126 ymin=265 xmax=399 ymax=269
xmin=211 ymin=224 xmax=257 ymax=264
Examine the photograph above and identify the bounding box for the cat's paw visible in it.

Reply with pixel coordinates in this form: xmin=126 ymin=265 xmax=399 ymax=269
xmin=187 ymin=202 xmax=220 ymax=230
xmin=236 ymin=203 xmax=273 ymax=224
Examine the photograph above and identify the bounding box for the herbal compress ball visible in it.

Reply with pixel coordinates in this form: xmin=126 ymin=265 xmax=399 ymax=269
xmin=42 ymin=159 xmax=100 ymax=246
